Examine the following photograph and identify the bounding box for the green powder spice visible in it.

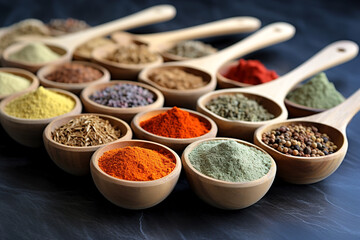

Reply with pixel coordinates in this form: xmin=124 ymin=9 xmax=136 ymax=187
xmin=188 ymin=140 xmax=272 ymax=182
xmin=9 ymin=42 xmax=60 ymax=64
xmin=286 ymin=72 xmax=345 ymax=109
xmin=0 ymin=72 xmax=30 ymax=95
xmin=5 ymin=86 xmax=75 ymax=119
xmin=206 ymin=93 xmax=274 ymax=121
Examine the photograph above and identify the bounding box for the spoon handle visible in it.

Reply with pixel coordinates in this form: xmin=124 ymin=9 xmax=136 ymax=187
xmin=188 ymin=22 xmax=295 ymax=71
xmin=304 ymin=89 xmax=360 ymax=131
xmin=134 ymin=17 xmax=261 ymax=47
xmin=251 ymin=41 xmax=359 ymax=101
xmin=58 ymin=5 xmax=176 ymax=49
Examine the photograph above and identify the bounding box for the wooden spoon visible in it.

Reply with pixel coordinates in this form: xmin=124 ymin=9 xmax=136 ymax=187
xmin=254 ymin=89 xmax=360 ymax=184
xmin=93 ymin=17 xmax=261 ymax=79
xmin=197 ymin=41 xmax=358 ymax=141
xmin=0 ymin=5 xmax=176 ymax=73
xmin=138 ymin=22 xmax=296 ymax=109
xmin=111 ymin=16 xmax=261 ymax=61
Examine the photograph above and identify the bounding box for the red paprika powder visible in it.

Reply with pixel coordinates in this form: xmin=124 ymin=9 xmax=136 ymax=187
xmin=140 ymin=107 xmax=210 ymax=138
xmin=223 ymin=59 xmax=278 ymax=85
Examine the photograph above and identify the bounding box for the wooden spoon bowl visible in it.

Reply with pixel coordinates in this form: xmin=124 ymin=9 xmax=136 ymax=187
xmin=181 ymin=137 xmax=276 ymax=209
xmin=131 ymin=107 xmax=218 ymax=153
xmin=0 ymin=88 xmax=82 ymax=147
xmin=80 ymin=80 xmax=164 ymax=123
xmin=0 ymin=67 xmax=39 ymax=101
xmin=43 ymin=113 xmax=132 ymax=176
xmin=37 ymin=61 xmax=110 ymax=95
xmin=90 ymin=140 xmax=182 ymax=209
xmin=216 ymin=60 xmax=254 ymax=88
xmin=197 ymin=41 xmax=359 ymax=141
xmin=254 ymin=89 xmax=360 ymax=184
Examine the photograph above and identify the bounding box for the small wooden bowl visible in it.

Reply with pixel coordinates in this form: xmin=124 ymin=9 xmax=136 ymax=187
xmin=181 ymin=137 xmax=276 ymax=209
xmin=37 ymin=61 xmax=110 ymax=95
xmin=0 ymin=88 xmax=82 ymax=147
xmin=80 ymin=80 xmax=164 ymax=123
xmin=43 ymin=113 xmax=132 ymax=176
xmin=1 ymin=41 xmax=71 ymax=73
xmin=90 ymin=140 xmax=182 ymax=209
xmin=216 ymin=60 xmax=254 ymax=89
xmin=138 ymin=65 xmax=216 ymax=109
xmin=131 ymin=107 xmax=218 ymax=152
xmin=0 ymin=67 xmax=39 ymax=101
xmin=91 ymin=43 xmax=163 ymax=79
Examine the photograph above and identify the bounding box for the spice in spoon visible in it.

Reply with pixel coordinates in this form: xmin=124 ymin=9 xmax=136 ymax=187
xmin=106 ymin=44 xmax=158 ymax=64
xmin=167 ymin=40 xmax=217 ymax=58
xmin=261 ymin=123 xmax=338 ymax=157
xmin=75 ymin=37 xmax=114 ymax=58
xmin=206 ymin=93 xmax=274 ymax=121
xmin=52 ymin=115 xmax=121 ymax=147
xmin=8 ymin=42 xmax=60 ymax=64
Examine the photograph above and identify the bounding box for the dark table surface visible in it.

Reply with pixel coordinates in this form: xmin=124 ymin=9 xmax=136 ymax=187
xmin=0 ymin=0 xmax=359 ymax=239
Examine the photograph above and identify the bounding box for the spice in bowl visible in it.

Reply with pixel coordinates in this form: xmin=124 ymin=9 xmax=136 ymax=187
xmin=148 ymin=68 xmax=207 ymax=90
xmin=75 ymin=37 xmax=114 ymax=58
xmin=166 ymin=40 xmax=216 ymax=58
xmin=0 ymin=72 xmax=30 ymax=96
xmin=5 ymin=86 xmax=74 ymax=119
xmin=106 ymin=44 xmax=158 ymax=64
xmin=52 ymin=115 xmax=121 ymax=147
xmin=223 ymin=59 xmax=278 ymax=85
xmin=261 ymin=123 xmax=338 ymax=157
xmin=8 ymin=43 xmax=60 ymax=64
xmin=206 ymin=93 xmax=274 ymax=121
xmin=189 ymin=139 xmax=272 ymax=182
xmin=45 ymin=63 xmax=103 ymax=84
xmin=47 ymin=18 xmax=90 ymax=35
xmin=89 ymin=83 xmax=155 ymax=108
xmin=140 ymin=107 xmax=210 ymax=138
xmin=286 ymin=72 xmax=345 ymax=109
xmin=98 ymin=146 xmax=176 ymax=181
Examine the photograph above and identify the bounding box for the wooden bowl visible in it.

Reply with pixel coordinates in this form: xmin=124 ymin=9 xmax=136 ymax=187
xmin=0 ymin=67 xmax=39 ymax=101
xmin=43 ymin=113 xmax=132 ymax=176
xmin=80 ymin=80 xmax=164 ymax=123
xmin=91 ymin=43 xmax=163 ymax=79
xmin=0 ymin=88 xmax=82 ymax=147
xmin=1 ymin=41 xmax=71 ymax=73
xmin=131 ymin=107 xmax=218 ymax=153
xmin=37 ymin=61 xmax=110 ymax=95
xmin=90 ymin=140 xmax=182 ymax=209
xmin=181 ymin=137 xmax=276 ymax=209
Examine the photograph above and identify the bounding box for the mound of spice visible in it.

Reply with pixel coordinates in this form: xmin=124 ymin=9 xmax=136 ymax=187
xmin=223 ymin=59 xmax=278 ymax=85
xmin=45 ymin=63 xmax=103 ymax=83
xmin=261 ymin=123 xmax=338 ymax=157
xmin=47 ymin=18 xmax=90 ymax=36
xmin=286 ymin=72 xmax=345 ymax=109
xmin=206 ymin=93 xmax=274 ymax=121
xmin=75 ymin=37 xmax=114 ymax=58
xmin=106 ymin=44 xmax=158 ymax=64
xmin=89 ymin=83 xmax=155 ymax=108
xmin=189 ymin=140 xmax=272 ymax=182
xmin=52 ymin=115 xmax=121 ymax=147
xmin=9 ymin=42 xmax=60 ymax=64
xmin=5 ymin=86 xmax=75 ymax=119
xmin=148 ymin=67 xmax=207 ymax=90
xmin=98 ymin=146 xmax=176 ymax=181
xmin=0 ymin=72 xmax=30 ymax=96
xmin=140 ymin=107 xmax=210 ymax=138
xmin=167 ymin=40 xmax=216 ymax=58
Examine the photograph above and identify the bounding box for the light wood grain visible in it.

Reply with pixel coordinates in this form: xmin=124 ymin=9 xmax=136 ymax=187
xmin=181 ymin=137 xmax=276 ymax=209
xmin=138 ymin=22 xmax=295 ymax=109
xmin=1 ymin=5 xmax=176 ymax=72
xmin=80 ymin=80 xmax=164 ymax=123
xmin=131 ymin=107 xmax=218 ymax=153
xmin=90 ymin=140 xmax=181 ymax=209
xmin=37 ymin=61 xmax=110 ymax=95
xmin=254 ymin=89 xmax=360 ymax=184
xmin=197 ymin=41 xmax=359 ymax=141
xmin=0 ymin=67 xmax=39 ymax=100
xmin=43 ymin=113 xmax=132 ymax=176
xmin=0 ymin=88 xmax=82 ymax=147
